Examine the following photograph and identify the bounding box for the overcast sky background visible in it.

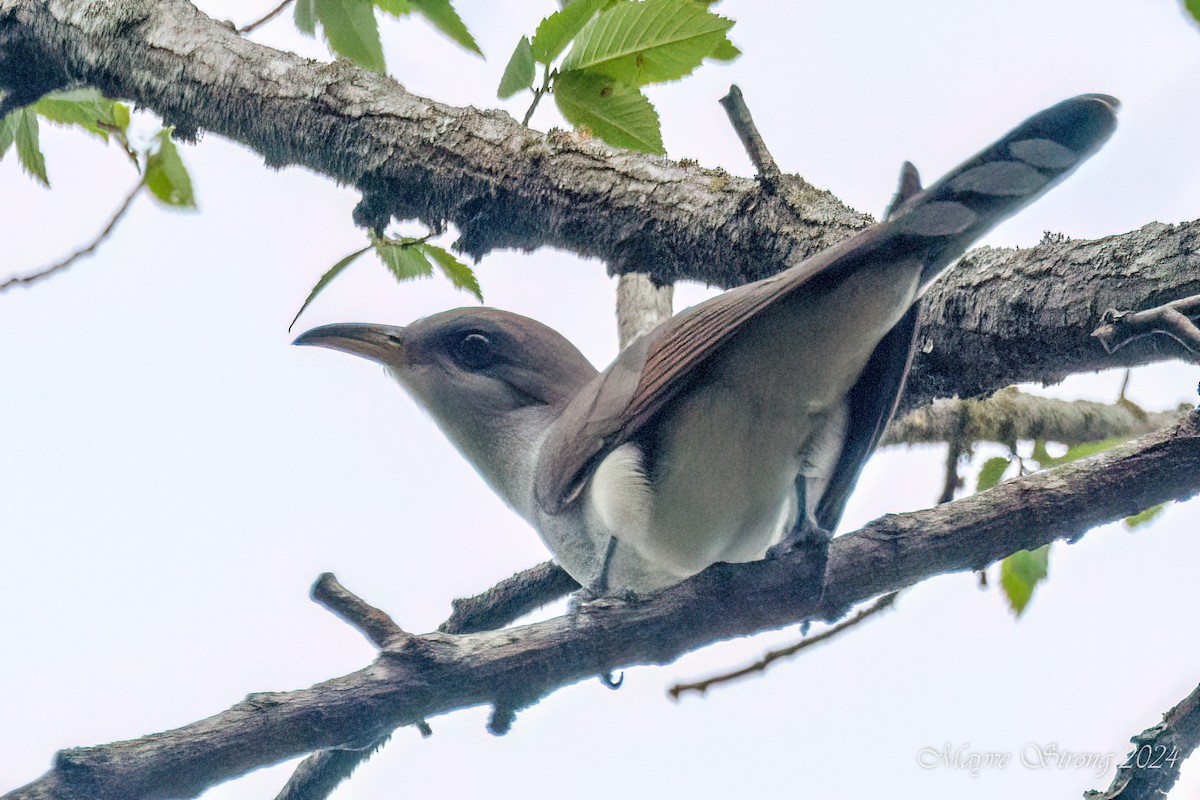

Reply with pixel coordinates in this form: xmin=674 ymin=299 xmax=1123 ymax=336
xmin=2 ymin=1 xmax=1198 ymax=798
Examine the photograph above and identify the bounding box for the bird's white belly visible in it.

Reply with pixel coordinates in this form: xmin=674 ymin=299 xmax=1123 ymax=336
xmin=590 ymin=257 xmax=922 ymax=578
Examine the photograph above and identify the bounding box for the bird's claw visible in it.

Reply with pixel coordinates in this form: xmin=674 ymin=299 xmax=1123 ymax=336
xmin=766 ymin=524 xmax=832 ymax=559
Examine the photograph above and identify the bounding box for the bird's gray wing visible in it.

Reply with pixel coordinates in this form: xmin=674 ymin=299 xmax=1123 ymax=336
xmin=535 ymin=93 xmax=1118 ymax=514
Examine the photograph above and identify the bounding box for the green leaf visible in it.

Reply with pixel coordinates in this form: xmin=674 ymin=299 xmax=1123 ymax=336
xmin=0 ymin=113 xmax=16 ymax=159
xmin=1123 ymin=502 xmax=1168 ymax=530
xmin=295 ymin=0 xmax=318 ymax=35
xmin=34 ymin=89 xmax=130 ymax=141
xmin=707 ymin=34 xmax=740 ymax=61
xmin=498 ymin=36 xmax=536 ymax=99
xmin=1057 ymin=436 xmax=1126 ymax=465
xmin=289 ymin=245 xmax=372 ymax=332
xmin=408 ymin=0 xmax=481 ymax=55
xmin=422 ymin=243 xmax=483 ymax=301
xmin=999 ymin=545 xmax=1050 ymax=617
xmin=554 ymin=70 xmax=663 ymax=153
xmin=374 ymin=235 xmax=434 ymax=281
xmin=1186 ymin=0 xmax=1200 ymax=24
xmin=375 ymin=0 xmax=412 ymax=15
xmin=13 ymin=108 xmax=49 ymax=186
xmin=561 ymin=0 xmax=734 ymax=86
xmin=145 ymin=130 xmax=196 ymax=208
xmin=531 ymin=0 xmax=606 ymax=63
xmin=316 ymin=0 xmax=385 ymax=72
xmin=1031 ymin=438 xmax=1052 ymax=468
xmin=975 ymin=456 xmax=1011 ymax=493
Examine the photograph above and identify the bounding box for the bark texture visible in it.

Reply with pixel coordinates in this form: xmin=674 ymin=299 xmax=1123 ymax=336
xmin=2 ymin=0 xmax=1198 ymax=407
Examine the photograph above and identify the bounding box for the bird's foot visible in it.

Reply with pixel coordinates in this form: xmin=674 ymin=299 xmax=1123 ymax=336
xmin=567 ymin=585 xmax=639 ymax=614
xmin=767 ymin=523 xmax=832 ymax=559
xmin=766 ymin=522 xmax=830 ymax=609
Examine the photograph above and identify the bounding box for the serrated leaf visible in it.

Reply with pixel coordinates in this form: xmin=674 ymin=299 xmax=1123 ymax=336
xmin=289 ymin=245 xmax=371 ymax=332
xmin=295 ymin=0 xmax=318 ymax=35
xmin=999 ymin=545 xmax=1050 ymax=617
xmin=975 ymin=456 xmax=1011 ymax=493
xmin=531 ymin=0 xmax=606 ymax=63
xmin=316 ymin=0 xmax=385 ymax=72
xmin=34 ymin=89 xmax=130 ymax=141
xmin=145 ymin=130 xmax=195 ymax=207
xmin=707 ymin=33 xmax=740 ymax=61
xmin=13 ymin=108 xmax=48 ymax=186
xmin=422 ymin=243 xmax=483 ymax=301
xmin=561 ymin=0 xmax=734 ymax=86
xmin=409 ymin=0 xmax=481 ymax=55
xmin=376 ymin=0 xmax=412 ymax=15
xmin=554 ymin=70 xmax=663 ymax=153
xmin=1187 ymin=0 xmax=1200 ymax=24
xmin=498 ymin=36 xmax=536 ymax=99
xmin=112 ymin=102 xmax=131 ymax=133
xmin=1123 ymin=502 xmax=1167 ymax=530
xmin=374 ymin=235 xmax=434 ymax=281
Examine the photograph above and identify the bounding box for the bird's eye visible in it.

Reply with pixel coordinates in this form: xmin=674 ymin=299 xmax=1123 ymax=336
xmin=453 ymin=333 xmax=496 ymax=370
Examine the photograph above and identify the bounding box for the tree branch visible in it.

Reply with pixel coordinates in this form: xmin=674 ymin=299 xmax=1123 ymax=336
xmin=667 ymin=591 xmax=899 ymax=699
xmin=1092 ymin=292 xmax=1200 ymax=358
xmin=6 ymin=409 xmax=1198 ymax=800
xmin=236 ymin=0 xmax=293 ymax=35
xmin=4 ymin=1 xmax=1199 ymax=405
xmin=1087 ymin=681 xmax=1200 ymax=800
xmin=885 ymin=387 xmax=1190 ymax=448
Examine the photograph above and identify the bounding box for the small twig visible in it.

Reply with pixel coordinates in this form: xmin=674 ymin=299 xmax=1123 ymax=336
xmin=238 ymin=0 xmax=294 ymax=35
xmin=521 ymin=65 xmax=553 ymax=127
xmin=718 ymin=84 xmax=782 ymax=191
xmin=440 ymin=560 xmax=577 ymax=635
xmin=937 ymin=405 xmax=970 ymax=504
xmin=274 ymin=735 xmax=391 ymax=800
xmin=310 ymin=572 xmax=410 ymax=649
xmin=0 ymin=179 xmax=143 ymax=293
xmin=1091 ymin=293 xmax=1200 ymax=359
xmin=1087 ymin=681 xmax=1200 ymax=800
xmin=279 ymin=564 xmax=576 ymax=799
xmin=668 ymin=592 xmax=900 ymax=699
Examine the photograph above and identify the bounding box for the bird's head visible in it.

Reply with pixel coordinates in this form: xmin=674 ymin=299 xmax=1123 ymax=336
xmin=293 ymin=308 xmax=598 ymax=513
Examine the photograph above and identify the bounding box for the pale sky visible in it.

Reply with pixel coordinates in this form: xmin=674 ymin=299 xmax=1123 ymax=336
xmin=2 ymin=1 xmax=1198 ymax=798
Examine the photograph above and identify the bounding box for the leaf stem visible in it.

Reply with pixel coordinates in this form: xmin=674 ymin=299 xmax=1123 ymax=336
xmin=238 ymin=0 xmax=295 ymax=35
xmin=522 ymin=65 xmax=554 ymax=127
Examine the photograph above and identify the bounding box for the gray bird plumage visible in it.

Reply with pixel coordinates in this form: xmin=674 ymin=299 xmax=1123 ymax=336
xmin=295 ymin=94 xmax=1118 ymax=596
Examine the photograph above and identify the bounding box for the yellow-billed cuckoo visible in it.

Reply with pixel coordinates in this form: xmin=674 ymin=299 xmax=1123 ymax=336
xmin=295 ymin=94 xmax=1117 ymax=596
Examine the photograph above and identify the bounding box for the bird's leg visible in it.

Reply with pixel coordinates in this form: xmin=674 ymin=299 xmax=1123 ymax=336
xmin=567 ymin=535 xmax=638 ymax=611
xmin=766 ymin=513 xmax=833 ymax=558
xmin=766 ymin=475 xmax=833 ymax=558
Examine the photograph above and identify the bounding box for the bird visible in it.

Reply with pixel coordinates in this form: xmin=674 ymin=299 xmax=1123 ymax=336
xmin=295 ymin=94 xmax=1118 ymax=598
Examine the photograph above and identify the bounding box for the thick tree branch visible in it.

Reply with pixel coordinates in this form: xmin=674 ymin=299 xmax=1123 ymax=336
xmin=906 ymin=226 xmax=1200 ymax=406
xmin=7 ymin=409 xmax=1199 ymax=800
xmin=3 ymin=1 xmax=1199 ymax=407
xmin=0 ymin=0 xmax=868 ymax=288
